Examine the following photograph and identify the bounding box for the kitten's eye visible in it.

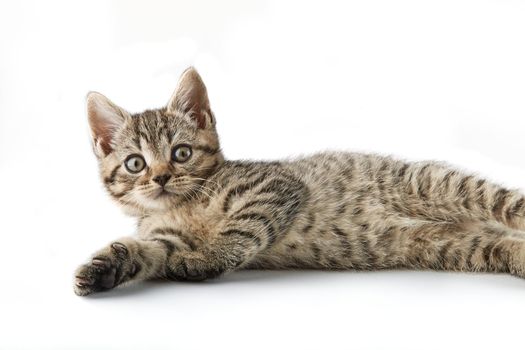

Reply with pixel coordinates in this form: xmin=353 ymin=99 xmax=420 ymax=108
xmin=172 ymin=145 xmax=192 ymax=163
xmin=124 ymin=154 xmax=146 ymax=173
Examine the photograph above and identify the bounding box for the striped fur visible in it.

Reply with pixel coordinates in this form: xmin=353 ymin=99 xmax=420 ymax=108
xmin=74 ymin=68 xmax=525 ymax=295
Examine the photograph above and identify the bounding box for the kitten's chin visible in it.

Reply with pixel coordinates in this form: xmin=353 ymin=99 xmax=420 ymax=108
xmin=136 ymin=191 xmax=184 ymax=212
xmin=121 ymin=188 xmax=192 ymax=214
xmin=142 ymin=196 xmax=173 ymax=211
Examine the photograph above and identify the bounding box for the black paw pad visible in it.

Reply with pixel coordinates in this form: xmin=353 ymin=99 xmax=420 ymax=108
xmin=74 ymin=261 xmax=118 ymax=296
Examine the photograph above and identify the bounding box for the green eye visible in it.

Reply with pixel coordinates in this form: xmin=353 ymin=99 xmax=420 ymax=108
xmin=124 ymin=154 xmax=146 ymax=173
xmin=171 ymin=144 xmax=192 ymax=163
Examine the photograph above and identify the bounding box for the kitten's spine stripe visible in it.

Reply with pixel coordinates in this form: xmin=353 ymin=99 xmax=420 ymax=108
xmin=439 ymin=170 xmax=455 ymax=194
xmin=457 ymin=175 xmax=473 ymax=197
xmin=506 ymin=197 xmax=525 ymax=222
xmin=416 ymin=164 xmax=431 ymax=199
xmin=476 ymin=179 xmax=487 ymax=209
xmin=492 ymin=188 xmax=511 ymax=222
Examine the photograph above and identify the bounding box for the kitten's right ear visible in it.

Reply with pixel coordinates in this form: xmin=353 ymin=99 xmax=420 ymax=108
xmin=86 ymin=92 xmax=130 ymax=157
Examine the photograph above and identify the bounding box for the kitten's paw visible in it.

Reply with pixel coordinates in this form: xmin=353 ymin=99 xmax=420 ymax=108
xmin=74 ymin=242 xmax=136 ymax=296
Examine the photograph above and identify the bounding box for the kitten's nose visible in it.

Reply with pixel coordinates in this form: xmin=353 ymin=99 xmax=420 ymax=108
xmin=152 ymin=174 xmax=171 ymax=187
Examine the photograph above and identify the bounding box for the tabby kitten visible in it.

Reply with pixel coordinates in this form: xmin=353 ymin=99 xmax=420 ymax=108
xmin=74 ymin=67 xmax=525 ymax=296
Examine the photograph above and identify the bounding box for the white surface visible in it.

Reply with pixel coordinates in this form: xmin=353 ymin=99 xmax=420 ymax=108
xmin=1 ymin=1 xmax=525 ymax=349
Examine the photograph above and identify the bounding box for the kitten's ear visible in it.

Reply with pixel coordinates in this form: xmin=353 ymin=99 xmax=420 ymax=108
xmin=167 ymin=67 xmax=214 ymax=129
xmin=86 ymin=92 xmax=130 ymax=157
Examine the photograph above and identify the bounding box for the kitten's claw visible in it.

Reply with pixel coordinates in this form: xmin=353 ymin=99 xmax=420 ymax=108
xmin=91 ymin=257 xmax=109 ymax=267
xmin=111 ymin=242 xmax=128 ymax=256
xmin=75 ymin=276 xmax=92 ymax=287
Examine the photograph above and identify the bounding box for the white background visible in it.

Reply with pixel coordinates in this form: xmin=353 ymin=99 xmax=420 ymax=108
xmin=1 ymin=1 xmax=525 ymax=349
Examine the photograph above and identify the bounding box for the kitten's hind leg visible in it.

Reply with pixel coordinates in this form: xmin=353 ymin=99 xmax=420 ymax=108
xmin=73 ymin=237 xmax=169 ymax=296
xmin=392 ymin=162 xmax=525 ymax=230
xmin=398 ymin=220 xmax=525 ymax=278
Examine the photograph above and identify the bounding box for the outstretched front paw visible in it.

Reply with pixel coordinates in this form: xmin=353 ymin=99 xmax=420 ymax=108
xmin=74 ymin=242 xmax=137 ymax=296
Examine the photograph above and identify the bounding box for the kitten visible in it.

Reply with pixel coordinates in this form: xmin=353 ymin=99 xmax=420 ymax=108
xmin=74 ymin=67 xmax=525 ymax=296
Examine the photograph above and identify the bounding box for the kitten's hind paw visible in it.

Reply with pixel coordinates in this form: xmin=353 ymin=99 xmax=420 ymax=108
xmin=74 ymin=242 xmax=136 ymax=296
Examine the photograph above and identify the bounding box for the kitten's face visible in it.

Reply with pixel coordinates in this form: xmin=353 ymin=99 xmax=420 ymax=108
xmin=87 ymin=68 xmax=224 ymax=214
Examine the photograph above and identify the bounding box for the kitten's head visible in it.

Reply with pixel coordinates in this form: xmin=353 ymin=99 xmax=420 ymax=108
xmin=87 ymin=67 xmax=224 ymax=215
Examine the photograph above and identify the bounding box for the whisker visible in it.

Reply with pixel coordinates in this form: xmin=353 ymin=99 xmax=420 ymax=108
xmin=192 ymin=186 xmax=214 ymax=201
xmin=195 ymin=183 xmax=219 ymax=197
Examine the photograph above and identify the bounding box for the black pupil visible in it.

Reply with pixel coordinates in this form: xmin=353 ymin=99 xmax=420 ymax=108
xmin=177 ymin=147 xmax=189 ymax=160
xmin=125 ymin=155 xmax=145 ymax=173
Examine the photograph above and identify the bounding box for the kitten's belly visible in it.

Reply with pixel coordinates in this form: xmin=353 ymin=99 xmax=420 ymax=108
xmin=247 ymin=213 xmax=412 ymax=270
xmin=246 ymin=226 xmax=355 ymax=269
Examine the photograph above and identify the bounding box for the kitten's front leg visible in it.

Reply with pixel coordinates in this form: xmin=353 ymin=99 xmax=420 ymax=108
xmin=166 ymin=237 xmax=254 ymax=281
xmin=74 ymin=237 xmax=167 ymax=296
xmin=165 ymin=214 xmax=281 ymax=281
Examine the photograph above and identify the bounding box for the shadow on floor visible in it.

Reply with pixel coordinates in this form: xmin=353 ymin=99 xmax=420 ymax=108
xmin=84 ymin=269 xmax=525 ymax=299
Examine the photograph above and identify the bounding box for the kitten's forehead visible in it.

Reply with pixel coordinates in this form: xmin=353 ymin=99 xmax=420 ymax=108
xmin=117 ymin=108 xmax=196 ymax=155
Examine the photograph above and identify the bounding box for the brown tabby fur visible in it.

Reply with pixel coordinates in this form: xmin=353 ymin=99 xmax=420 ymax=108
xmin=74 ymin=67 xmax=525 ymax=296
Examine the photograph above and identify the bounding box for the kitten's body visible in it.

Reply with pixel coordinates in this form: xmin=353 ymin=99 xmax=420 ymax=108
xmin=74 ymin=68 xmax=525 ymax=296
xmin=138 ymin=154 xmax=525 ymax=272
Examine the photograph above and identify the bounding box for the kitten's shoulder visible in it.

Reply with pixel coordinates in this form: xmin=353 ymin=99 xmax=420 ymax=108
xmin=210 ymin=159 xmax=282 ymax=180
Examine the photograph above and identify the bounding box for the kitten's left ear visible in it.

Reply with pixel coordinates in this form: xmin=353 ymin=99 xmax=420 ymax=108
xmin=167 ymin=67 xmax=214 ymax=129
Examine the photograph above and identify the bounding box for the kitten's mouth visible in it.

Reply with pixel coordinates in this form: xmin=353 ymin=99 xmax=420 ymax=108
xmin=154 ymin=188 xmax=173 ymax=199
